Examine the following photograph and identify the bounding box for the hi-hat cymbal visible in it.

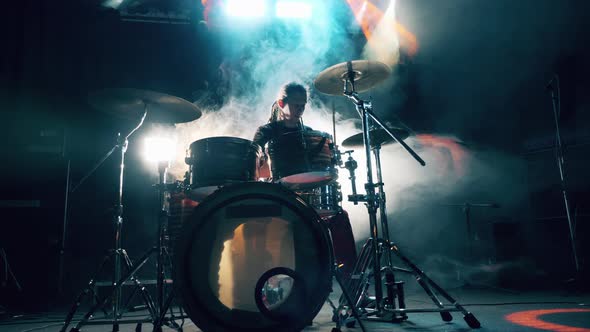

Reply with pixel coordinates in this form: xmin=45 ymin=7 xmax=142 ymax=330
xmin=314 ymin=60 xmax=391 ymax=95
xmin=88 ymin=88 xmax=201 ymax=123
xmin=341 ymin=128 xmax=410 ymax=148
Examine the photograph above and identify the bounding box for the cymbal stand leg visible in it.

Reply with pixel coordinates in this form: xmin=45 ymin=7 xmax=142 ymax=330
xmin=68 ymin=248 xmax=157 ymax=331
xmin=333 ymin=265 xmax=369 ymax=332
xmin=388 ymin=243 xmax=481 ymax=328
xmin=341 ymin=238 xmax=376 ymax=309
xmin=60 ymin=252 xmax=112 ymax=332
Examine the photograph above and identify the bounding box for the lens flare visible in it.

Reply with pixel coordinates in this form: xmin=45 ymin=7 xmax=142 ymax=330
xmin=275 ymin=1 xmax=313 ymax=19
xmin=144 ymin=137 xmax=177 ymax=162
xmin=346 ymin=0 xmax=419 ymax=57
xmin=224 ymin=0 xmax=267 ymax=18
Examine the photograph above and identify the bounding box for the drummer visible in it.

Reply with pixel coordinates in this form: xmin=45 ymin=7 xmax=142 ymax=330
xmin=252 ymin=82 xmax=313 ymax=178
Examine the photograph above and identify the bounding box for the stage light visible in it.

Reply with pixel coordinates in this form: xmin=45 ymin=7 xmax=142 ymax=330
xmin=144 ymin=137 xmax=176 ymax=162
xmin=102 ymin=0 xmax=123 ymax=9
xmin=224 ymin=0 xmax=267 ymax=18
xmin=275 ymin=1 xmax=313 ymax=19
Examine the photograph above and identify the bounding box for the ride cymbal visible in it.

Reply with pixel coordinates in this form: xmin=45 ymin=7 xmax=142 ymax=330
xmin=341 ymin=128 xmax=410 ymax=148
xmin=88 ymin=88 xmax=201 ymax=123
xmin=314 ymin=60 xmax=391 ymax=95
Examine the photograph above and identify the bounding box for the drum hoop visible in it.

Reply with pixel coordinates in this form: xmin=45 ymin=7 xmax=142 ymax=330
xmin=276 ymin=130 xmax=332 ymax=139
xmin=189 ymin=136 xmax=262 ymax=155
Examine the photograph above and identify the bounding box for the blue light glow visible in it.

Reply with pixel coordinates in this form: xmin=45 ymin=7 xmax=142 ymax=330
xmin=225 ymin=0 xmax=268 ymax=18
xmin=275 ymin=1 xmax=313 ymax=19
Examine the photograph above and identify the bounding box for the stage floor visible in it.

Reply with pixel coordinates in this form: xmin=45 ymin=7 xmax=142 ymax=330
xmin=1 ymin=286 xmax=589 ymax=331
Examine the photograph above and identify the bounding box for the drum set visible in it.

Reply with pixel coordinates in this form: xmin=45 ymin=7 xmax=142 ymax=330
xmin=61 ymin=61 xmax=480 ymax=332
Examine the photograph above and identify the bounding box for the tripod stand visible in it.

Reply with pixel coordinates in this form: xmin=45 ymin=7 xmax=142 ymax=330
xmin=335 ymin=62 xmax=480 ymax=328
xmin=60 ymin=89 xmax=201 ymax=331
xmin=1 ymin=248 xmax=22 ymax=293
xmin=61 ymin=109 xmax=162 ymax=332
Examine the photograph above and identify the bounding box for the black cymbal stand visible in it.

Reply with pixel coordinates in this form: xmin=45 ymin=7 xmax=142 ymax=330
xmin=339 ymin=61 xmax=480 ymax=328
xmin=61 ymin=106 xmax=160 ymax=332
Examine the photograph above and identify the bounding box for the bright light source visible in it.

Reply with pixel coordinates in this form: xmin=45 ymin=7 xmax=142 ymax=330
xmin=225 ymin=0 xmax=267 ymax=18
xmin=275 ymin=1 xmax=313 ymax=19
xmin=102 ymin=0 xmax=123 ymax=9
xmin=144 ymin=137 xmax=176 ymax=162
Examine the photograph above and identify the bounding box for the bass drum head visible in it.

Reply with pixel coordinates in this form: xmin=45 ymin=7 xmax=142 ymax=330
xmin=173 ymin=182 xmax=333 ymax=332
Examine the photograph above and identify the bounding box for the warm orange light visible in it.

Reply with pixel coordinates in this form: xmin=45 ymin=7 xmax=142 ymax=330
xmin=201 ymin=0 xmax=217 ymax=25
xmin=394 ymin=21 xmax=418 ymax=56
xmin=346 ymin=0 xmax=419 ymax=56
xmin=346 ymin=0 xmax=383 ymax=41
xmin=505 ymin=308 xmax=590 ymax=332
xmin=415 ymin=134 xmax=467 ymax=176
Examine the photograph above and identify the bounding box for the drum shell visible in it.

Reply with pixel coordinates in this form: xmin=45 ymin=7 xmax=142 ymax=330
xmin=167 ymin=191 xmax=198 ymax=259
xmin=324 ymin=210 xmax=358 ymax=281
xmin=297 ymin=182 xmax=342 ymax=217
xmin=187 ymin=137 xmax=262 ymax=191
xmin=268 ymin=130 xmax=337 ymax=189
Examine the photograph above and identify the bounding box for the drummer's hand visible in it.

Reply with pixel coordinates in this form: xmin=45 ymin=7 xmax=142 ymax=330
xmin=259 ymin=159 xmax=271 ymax=179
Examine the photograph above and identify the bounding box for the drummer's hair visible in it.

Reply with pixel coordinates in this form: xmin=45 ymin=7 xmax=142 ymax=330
xmin=267 ymin=82 xmax=307 ymax=123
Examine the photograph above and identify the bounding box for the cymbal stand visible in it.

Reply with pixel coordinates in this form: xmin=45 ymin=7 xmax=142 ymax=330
xmin=340 ymin=63 xmax=480 ymax=328
xmin=61 ymin=106 xmax=158 ymax=332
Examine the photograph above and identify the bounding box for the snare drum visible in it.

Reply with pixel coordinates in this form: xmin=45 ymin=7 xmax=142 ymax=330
xmin=268 ymin=130 xmax=337 ymax=189
xmin=297 ymin=182 xmax=342 ymax=217
xmin=186 ymin=137 xmax=262 ymax=199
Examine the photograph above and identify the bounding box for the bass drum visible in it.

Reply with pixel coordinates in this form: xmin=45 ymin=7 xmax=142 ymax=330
xmin=173 ymin=182 xmax=333 ymax=332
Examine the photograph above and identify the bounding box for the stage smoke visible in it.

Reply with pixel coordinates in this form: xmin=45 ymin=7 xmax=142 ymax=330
xmin=167 ymin=1 xmax=530 ymax=275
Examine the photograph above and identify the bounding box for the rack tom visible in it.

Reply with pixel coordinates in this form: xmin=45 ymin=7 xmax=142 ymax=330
xmin=186 ymin=136 xmax=262 ymax=199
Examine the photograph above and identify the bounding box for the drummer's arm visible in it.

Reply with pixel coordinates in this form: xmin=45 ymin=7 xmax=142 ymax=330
xmin=253 ymin=126 xmax=272 ymax=179
xmin=258 ymin=155 xmax=271 ymax=179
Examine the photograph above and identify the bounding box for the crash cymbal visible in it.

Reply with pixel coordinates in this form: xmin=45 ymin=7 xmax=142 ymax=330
xmin=314 ymin=60 xmax=391 ymax=95
xmin=341 ymin=128 xmax=410 ymax=148
xmin=88 ymin=88 xmax=201 ymax=123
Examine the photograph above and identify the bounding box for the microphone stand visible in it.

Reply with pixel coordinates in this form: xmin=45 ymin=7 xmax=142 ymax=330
xmin=547 ymin=76 xmax=580 ymax=276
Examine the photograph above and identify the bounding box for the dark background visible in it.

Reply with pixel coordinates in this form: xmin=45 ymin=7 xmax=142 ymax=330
xmin=1 ymin=0 xmax=589 ymax=310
